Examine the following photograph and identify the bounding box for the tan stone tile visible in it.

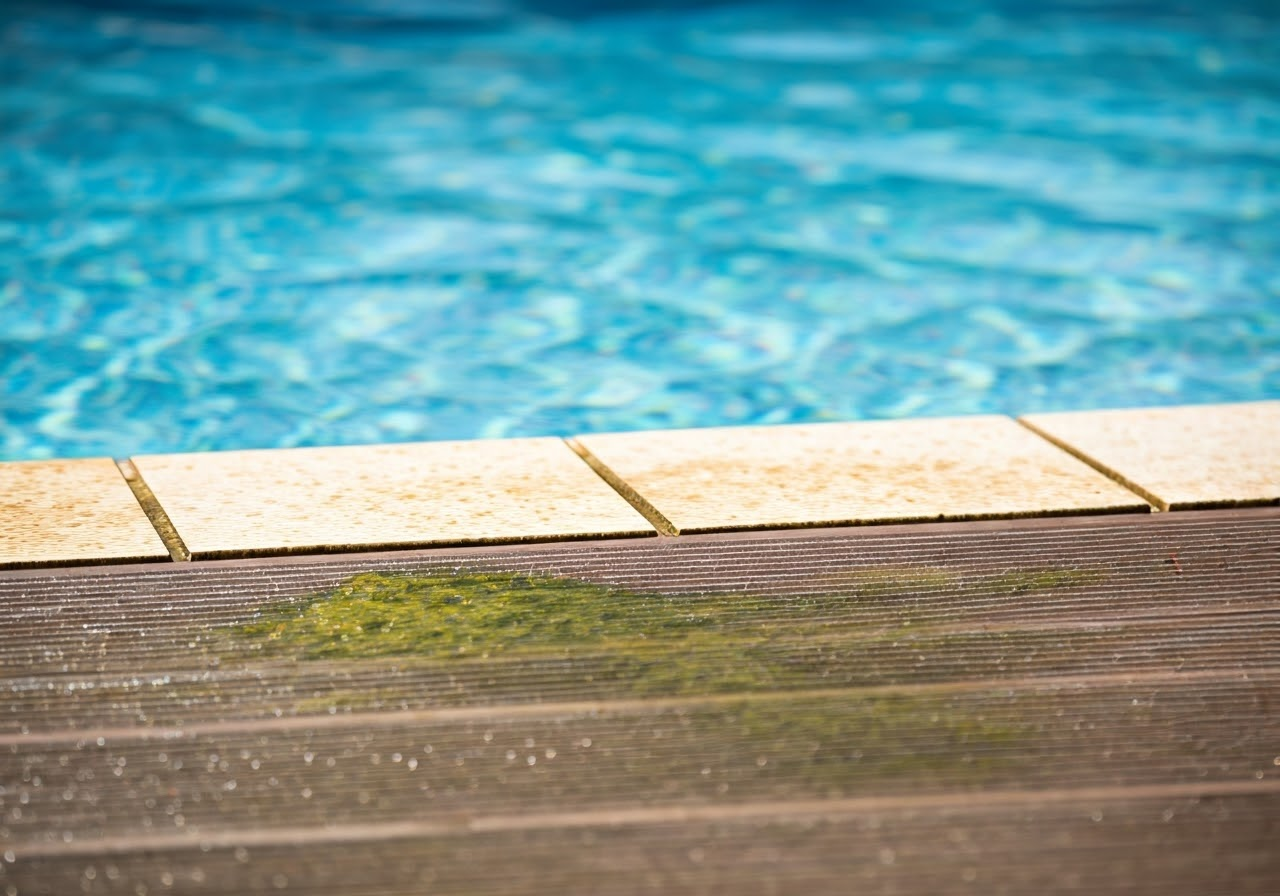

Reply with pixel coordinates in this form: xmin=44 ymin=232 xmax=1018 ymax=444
xmin=130 ymin=438 xmax=655 ymax=558
xmin=1020 ymin=401 xmax=1280 ymax=511
xmin=572 ymin=416 xmax=1148 ymax=533
xmin=0 ymin=458 xmax=169 ymax=568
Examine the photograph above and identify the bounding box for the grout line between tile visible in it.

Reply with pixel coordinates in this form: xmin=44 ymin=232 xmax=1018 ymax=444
xmin=115 ymin=458 xmax=192 ymax=562
xmin=565 ymin=437 xmax=679 ymax=537
xmin=1016 ymin=418 xmax=1166 ymax=512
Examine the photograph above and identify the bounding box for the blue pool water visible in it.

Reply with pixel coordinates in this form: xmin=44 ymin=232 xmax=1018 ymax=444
xmin=2 ymin=0 xmax=1278 ymax=460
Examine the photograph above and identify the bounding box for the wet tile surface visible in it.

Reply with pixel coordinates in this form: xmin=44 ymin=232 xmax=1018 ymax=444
xmin=130 ymin=438 xmax=656 ymax=558
xmin=1021 ymin=401 xmax=1280 ymax=511
xmin=573 ymin=416 xmax=1149 ymax=533
xmin=0 ymin=458 xmax=169 ymax=568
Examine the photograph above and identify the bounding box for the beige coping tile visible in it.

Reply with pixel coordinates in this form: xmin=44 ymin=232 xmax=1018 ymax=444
xmin=130 ymin=438 xmax=656 ymax=558
xmin=0 ymin=458 xmax=169 ymax=568
xmin=1020 ymin=401 xmax=1280 ymax=511
xmin=571 ymin=415 xmax=1149 ymax=534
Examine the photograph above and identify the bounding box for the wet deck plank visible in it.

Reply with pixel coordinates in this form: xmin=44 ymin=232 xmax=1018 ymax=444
xmin=2 ymin=509 xmax=1278 ymax=894
xmin=9 ymin=790 xmax=1280 ymax=895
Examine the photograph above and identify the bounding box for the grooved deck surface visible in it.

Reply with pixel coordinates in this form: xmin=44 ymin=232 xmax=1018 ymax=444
xmin=0 ymin=458 xmax=169 ymax=569
xmin=1021 ymin=401 xmax=1280 ymax=511
xmin=129 ymin=438 xmax=656 ymax=559
xmin=574 ymin=416 xmax=1150 ymax=533
xmin=3 ymin=509 xmax=1278 ymax=894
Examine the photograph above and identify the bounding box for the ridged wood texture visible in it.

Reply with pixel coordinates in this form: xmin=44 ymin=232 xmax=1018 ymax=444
xmin=2 ymin=510 xmax=1278 ymax=894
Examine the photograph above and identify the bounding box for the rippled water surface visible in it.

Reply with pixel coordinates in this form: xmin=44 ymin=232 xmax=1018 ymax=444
xmin=2 ymin=0 xmax=1278 ymax=459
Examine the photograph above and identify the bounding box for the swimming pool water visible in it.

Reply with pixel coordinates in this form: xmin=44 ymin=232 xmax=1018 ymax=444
xmin=2 ymin=0 xmax=1278 ymax=460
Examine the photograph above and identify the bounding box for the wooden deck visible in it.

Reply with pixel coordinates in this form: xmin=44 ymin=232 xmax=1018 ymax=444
xmin=3 ymin=509 xmax=1279 ymax=894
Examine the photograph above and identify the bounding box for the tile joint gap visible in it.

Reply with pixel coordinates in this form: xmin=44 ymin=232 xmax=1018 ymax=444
xmin=115 ymin=459 xmax=192 ymax=562
xmin=564 ymin=438 xmax=679 ymax=537
xmin=1015 ymin=418 xmax=1167 ymax=512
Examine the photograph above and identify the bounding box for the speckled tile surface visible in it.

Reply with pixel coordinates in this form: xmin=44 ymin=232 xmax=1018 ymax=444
xmin=0 ymin=458 xmax=169 ymax=568
xmin=1020 ymin=401 xmax=1280 ymax=511
xmin=129 ymin=438 xmax=656 ymax=558
xmin=572 ymin=416 xmax=1149 ymax=534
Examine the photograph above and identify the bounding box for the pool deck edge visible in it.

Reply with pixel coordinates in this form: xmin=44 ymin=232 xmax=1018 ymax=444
xmin=2 ymin=400 xmax=1277 ymax=570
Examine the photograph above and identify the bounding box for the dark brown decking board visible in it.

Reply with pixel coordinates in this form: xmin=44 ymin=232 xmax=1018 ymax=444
xmin=9 ymin=791 xmax=1280 ymax=895
xmin=3 ymin=509 xmax=1279 ymax=894
xmin=7 ymin=679 xmax=1279 ymax=844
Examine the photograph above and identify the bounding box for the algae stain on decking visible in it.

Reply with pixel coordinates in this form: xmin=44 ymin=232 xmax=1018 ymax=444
xmin=225 ymin=570 xmax=792 ymax=696
xmin=209 ymin=568 xmax=1071 ymax=786
xmin=227 ymin=567 xmax=1106 ymax=658
xmin=232 ymin=571 xmax=756 ymax=661
xmin=220 ymin=566 xmax=1108 ymax=691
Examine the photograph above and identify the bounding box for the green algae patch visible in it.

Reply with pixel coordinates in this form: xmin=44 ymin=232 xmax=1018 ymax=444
xmin=821 ymin=566 xmax=960 ymax=597
xmin=986 ymin=567 xmax=1106 ymax=593
xmin=230 ymin=571 xmax=762 ymax=662
xmin=726 ymin=693 xmax=1035 ymax=785
xmin=804 ymin=564 xmax=1107 ymax=606
xmin=221 ymin=564 xmax=1112 ymax=690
